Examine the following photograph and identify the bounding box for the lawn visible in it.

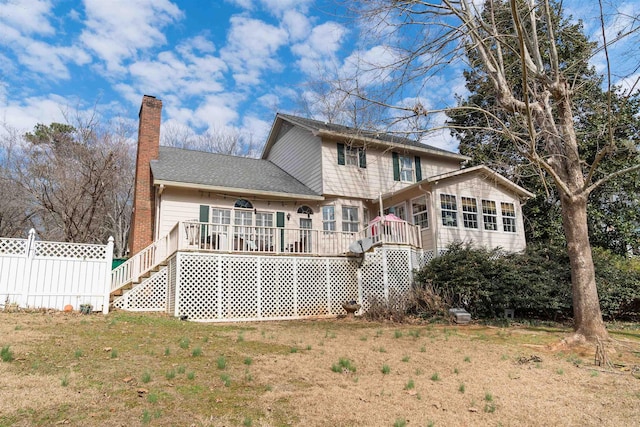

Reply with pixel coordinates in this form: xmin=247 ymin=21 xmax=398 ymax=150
xmin=0 ymin=311 xmax=638 ymax=426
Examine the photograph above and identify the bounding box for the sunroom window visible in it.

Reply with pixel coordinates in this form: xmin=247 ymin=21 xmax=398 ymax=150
xmin=440 ymin=194 xmax=458 ymax=227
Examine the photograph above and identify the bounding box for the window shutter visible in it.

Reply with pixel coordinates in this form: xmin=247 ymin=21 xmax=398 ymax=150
xmin=276 ymin=211 xmax=285 ymax=252
xmin=392 ymin=152 xmax=400 ymax=181
xmin=337 ymin=143 xmax=345 ymax=165
xmin=359 ymin=148 xmax=367 ymax=168
xmin=414 ymin=156 xmax=422 ymax=181
xmin=199 ymin=205 xmax=209 ymax=243
xmin=199 ymin=205 xmax=209 ymax=222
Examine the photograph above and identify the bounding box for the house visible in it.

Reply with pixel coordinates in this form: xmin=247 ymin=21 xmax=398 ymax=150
xmin=113 ymin=95 xmax=533 ymax=321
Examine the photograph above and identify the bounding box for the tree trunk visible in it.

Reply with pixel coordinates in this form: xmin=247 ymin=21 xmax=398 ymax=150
xmin=559 ymin=193 xmax=609 ymax=341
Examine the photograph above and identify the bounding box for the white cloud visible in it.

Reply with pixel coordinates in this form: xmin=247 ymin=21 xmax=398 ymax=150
xmin=80 ymin=0 xmax=183 ymax=72
xmin=0 ymin=0 xmax=55 ymax=36
xmin=339 ymin=45 xmax=399 ymax=88
xmin=282 ymin=10 xmax=311 ymax=42
xmin=0 ymin=95 xmax=75 ymax=134
xmin=221 ymin=16 xmax=288 ymax=85
xmin=17 ymin=39 xmax=91 ymax=79
xmin=291 ymin=21 xmax=347 ymax=75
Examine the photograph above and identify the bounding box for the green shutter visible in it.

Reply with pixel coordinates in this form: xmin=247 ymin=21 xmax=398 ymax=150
xmin=199 ymin=205 xmax=209 ymax=244
xmin=276 ymin=212 xmax=285 ymax=252
xmin=359 ymin=148 xmax=367 ymax=168
xmin=337 ymin=143 xmax=345 ymax=165
xmin=414 ymin=156 xmax=422 ymax=181
xmin=199 ymin=205 xmax=209 ymax=222
xmin=392 ymin=152 xmax=400 ymax=181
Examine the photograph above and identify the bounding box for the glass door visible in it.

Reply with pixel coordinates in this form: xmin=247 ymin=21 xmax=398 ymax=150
xmin=299 ymin=218 xmax=312 ymax=253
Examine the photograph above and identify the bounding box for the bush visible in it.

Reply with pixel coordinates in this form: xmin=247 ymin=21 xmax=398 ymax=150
xmin=412 ymin=242 xmax=639 ymax=321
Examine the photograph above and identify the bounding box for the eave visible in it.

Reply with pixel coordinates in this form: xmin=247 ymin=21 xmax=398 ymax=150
xmin=154 ymin=179 xmax=325 ymax=201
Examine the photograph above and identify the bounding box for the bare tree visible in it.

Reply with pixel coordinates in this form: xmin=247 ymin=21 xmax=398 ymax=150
xmin=336 ymin=0 xmax=640 ymax=341
xmin=161 ymin=123 xmax=259 ymax=157
xmin=2 ymin=113 xmax=135 ymax=256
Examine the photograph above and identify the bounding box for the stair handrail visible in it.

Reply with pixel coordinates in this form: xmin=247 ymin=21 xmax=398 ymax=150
xmin=111 ymin=222 xmax=181 ymax=293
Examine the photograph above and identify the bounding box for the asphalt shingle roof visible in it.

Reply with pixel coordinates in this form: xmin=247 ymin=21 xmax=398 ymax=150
xmin=150 ymin=146 xmax=319 ymax=197
xmin=278 ymin=113 xmax=455 ymax=155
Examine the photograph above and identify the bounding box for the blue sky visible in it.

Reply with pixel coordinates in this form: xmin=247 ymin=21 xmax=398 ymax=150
xmin=1 ymin=0 xmax=638 ymax=153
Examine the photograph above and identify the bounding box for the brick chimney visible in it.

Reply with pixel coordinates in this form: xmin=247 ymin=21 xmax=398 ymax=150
xmin=129 ymin=95 xmax=162 ymax=255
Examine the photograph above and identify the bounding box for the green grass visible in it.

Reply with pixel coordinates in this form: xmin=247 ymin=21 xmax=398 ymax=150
xmin=404 ymin=379 xmax=415 ymax=390
xmin=179 ymin=337 xmax=190 ymax=349
xmin=147 ymin=393 xmax=159 ymax=403
xmin=142 ymin=371 xmax=151 ymax=383
xmin=382 ymin=364 xmax=391 ymax=374
xmin=244 ymin=357 xmax=253 ymax=366
xmin=187 ymin=371 xmax=195 ymax=380
xmin=217 ymin=355 xmax=227 ymax=369
xmin=191 ymin=347 xmax=202 ymax=357
xmin=459 ymin=383 xmax=465 ymax=393
xmin=177 ymin=365 xmax=186 ymax=374
xmin=1 ymin=345 xmax=14 ymax=362
xmin=394 ymin=419 xmax=407 ymax=427
xmin=110 ymin=349 xmax=118 ymax=359
xmin=74 ymin=349 xmax=83 ymax=359
xmin=164 ymin=347 xmax=170 ymax=356
xmin=394 ymin=330 xmax=403 ymax=339
xmin=430 ymin=372 xmax=440 ymax=381
xmin=220 ymin=373 xmax=231 ymax=387
xmin=331 ymin=357 xmax=356 ymax=373
xmin=464 ymin=356 xmax=471 ymax=362
xmin=165 ymin=370 xmax=176 ymax=380
xmin=290 ymin=347 xmax=298 ymax=353
xmin=401 ymin=355 xmax=410 ymax=362
xmin=61 ymin=375 xmax=69 ymax=387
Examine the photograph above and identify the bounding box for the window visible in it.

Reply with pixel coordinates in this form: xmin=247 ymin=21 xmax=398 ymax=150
xmin=234 ymin=199 xmax=253 ymax=209
xmin=297 ymin=205 xmax=314 ymax=215
xmin=399 ymin=155 xmax=413 ymax=182
xmin=501 ymin=202 xmax=516 ymax=233
xmin=322 ymin=206 xmax=335 ymax=231
xmin=211 ymin=208 xmax=231 ymax=226
xmin=481 ymin=200 xmax=497 ymax=231
xmin=440 ymin=194 xmax=458 ymax=227
xmin=345 ymin=146 xmax=358 ymax=166
xmin=255 ymin=212 xmax=273 ymax=227
xmin=342 ymin=206 xmax=359 ymax=232
xmin=461 ymin=197 xmax=478 ymax=229
xmin=384 ymin=204 xmax=406 ymax=221
xmin=411 ymin=196 xmax=429 ymax=229
xmin=337 ymin=143 xmax=366 ymax=168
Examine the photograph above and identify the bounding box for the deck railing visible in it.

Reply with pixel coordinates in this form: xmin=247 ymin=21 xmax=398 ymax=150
xmin=111 ymin=219 xmax=421 ymax=294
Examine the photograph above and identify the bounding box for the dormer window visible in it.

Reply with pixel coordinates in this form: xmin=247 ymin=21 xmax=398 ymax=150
xmin=337 ymin=143 xmax=366 ymax=168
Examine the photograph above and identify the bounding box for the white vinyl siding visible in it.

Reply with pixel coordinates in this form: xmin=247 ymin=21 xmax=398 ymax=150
xmin=267 ymin=126 xmax=322 ymax=194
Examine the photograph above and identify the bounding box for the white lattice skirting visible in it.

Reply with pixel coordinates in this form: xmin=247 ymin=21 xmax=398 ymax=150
xmin=115 ymin=246 xmax=433 ymax=322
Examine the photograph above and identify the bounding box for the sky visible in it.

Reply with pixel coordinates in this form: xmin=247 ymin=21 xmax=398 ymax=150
xmin=1 ymin=0 xmax=638 ymax=154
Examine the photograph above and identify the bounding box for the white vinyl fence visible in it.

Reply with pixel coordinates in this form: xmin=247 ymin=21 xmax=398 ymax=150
xmin=0 ymin=229 xmax=114 ymax=313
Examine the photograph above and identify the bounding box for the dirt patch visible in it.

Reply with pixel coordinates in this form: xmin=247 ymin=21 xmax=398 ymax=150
xmin=0 ymin=312 xmax=638 ymax=426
